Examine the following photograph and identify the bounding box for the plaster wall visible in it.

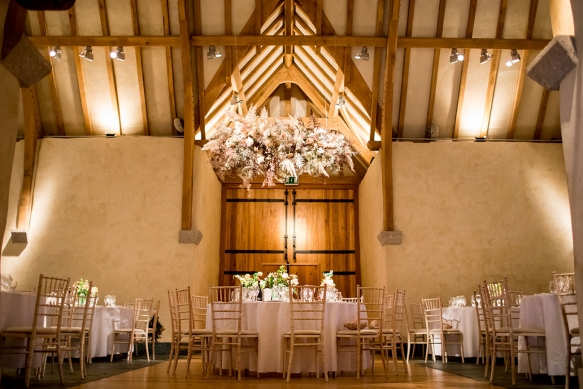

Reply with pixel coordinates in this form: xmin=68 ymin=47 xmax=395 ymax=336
xmin=359 ymin=142 xmax=573 ymax=307
xmin=1 ymin=138 xmax=222 ymax=342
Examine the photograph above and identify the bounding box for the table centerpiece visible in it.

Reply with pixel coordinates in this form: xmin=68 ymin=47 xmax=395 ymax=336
xmin=233 ymin=272 xmax=262 ymax=301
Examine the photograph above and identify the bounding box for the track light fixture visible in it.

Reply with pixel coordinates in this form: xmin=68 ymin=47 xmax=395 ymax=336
xmin=230 ymin=92 xmax=242 ymax=105
xmin=336 ymin=93 xmax=346 ymax=108
xmin=207 ymin=45 xmax=222 ymax=60
xmin=79 ymin=46 xmax=94 ymax=62
xmin=479 ymin=49 xmax=493 ymax=64
xmin=110 ymin=46 xmax=125 ymax=61
xmin=49 ymin=46 xmax=61 ymax=62
xmin=505 ymin=49 xmax=521 ymax=67
xmin=449 ymin=48 xmax=464 ymax=64
xmin=354 ymin=46 xmax=369 ymax=61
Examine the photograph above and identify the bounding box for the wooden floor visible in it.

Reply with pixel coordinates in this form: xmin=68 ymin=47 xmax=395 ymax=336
xmin=68 ymin=357 xmax=505 ymax=389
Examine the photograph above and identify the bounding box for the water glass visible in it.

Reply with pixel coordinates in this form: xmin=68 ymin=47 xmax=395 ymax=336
xmin=549 ymin=281 xmax=557 ymax=294
xmin=104 ymin=295 xmax=116 ymax=307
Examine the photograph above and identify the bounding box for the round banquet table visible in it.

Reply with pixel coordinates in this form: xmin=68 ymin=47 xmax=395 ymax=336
xmin=428 ymin=306 xmax=479 ymax=358
xmin=205 ymin=300 xmax=370 ymax=373
xmin=518 ymin=293 xmax=580 ymax=376
xmin=90 ymin=306 xmax=134 ymax=358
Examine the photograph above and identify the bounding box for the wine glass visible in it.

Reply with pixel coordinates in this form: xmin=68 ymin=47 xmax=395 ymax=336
xmin=549 ymin=281 xmax=557 ymax=294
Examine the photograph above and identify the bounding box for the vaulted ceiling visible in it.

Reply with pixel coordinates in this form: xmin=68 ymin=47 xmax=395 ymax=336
xmin=20 ymin=0 xmax=558 ymax=171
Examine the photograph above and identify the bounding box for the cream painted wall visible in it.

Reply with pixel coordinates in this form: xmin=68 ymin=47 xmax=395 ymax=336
xmin=360 ymin=142 xmax=573 ymax=308
xmin=1 ymin=138 xmax=222 ymax=342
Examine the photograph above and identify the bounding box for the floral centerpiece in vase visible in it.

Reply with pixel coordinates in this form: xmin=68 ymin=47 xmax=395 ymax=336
xmin=272 ymin=265 xmax=299 ymax=301
xmin=233 ymin=272 xmax=262 ymax=301
xmin=320 ymin=270 xmax=338 ymax=301
xmin=74 ymin=279 xmax=98 ymax=306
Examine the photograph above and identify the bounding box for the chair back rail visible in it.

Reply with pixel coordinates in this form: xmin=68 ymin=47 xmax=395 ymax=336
xmin=191 ymin=295 xmax=208 ymax=330
xmin=288 ymin=285 xmax=326 ymax=336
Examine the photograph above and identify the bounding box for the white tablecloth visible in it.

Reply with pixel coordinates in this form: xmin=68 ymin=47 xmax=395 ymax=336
xmin=205 ymin=301 xmax=369 ymax=373
xmin=428 ymin=306 xmax=479 ymax=358
xmin=90 ymin=306 xmax=134 ymax=358
xmin=0 ymin=291 xmax=43 ymax=368
xmin=518 ymin=293 xmax=580 ymax=376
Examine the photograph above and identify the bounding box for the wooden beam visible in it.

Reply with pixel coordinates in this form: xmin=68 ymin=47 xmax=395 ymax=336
xmin=37 ymin=11 xmax=65 ymax=136
xmin=130 ymin=0 xmax=149 ymax=135
xmin=284 ymin=0 xmax=293 ymax=67
xmin=549 ymin=0 xmax=575 ymax=36
xmin=369 ymin=0 xmax=384 ymax=143
xmin=381 ymin=0 xmax=400 ymax=232
xmin=452 ymin=0 xmax=477 ymax=139
xmin=255 ymin=0 xmax=262 ymax=54
xmin=346 ymin=0 xmax=354 ymax=35
xmin=480 ymin=0 xmax=508 ymax=138
xmin=179 ymin=0 xmax=195 ymax=230
xmin=161 ymin=0 xmax=177 ymax=135
xmin=534 ymin=88 xmax=550 ymax=140
xmin=193 ymin=0 xmax=206 ymax=139
xmin=17 ymin=87 xmax=41 ymax=230
xmin=231 ymin=63 xmax=248 ymax=115
xmin=285 ymin=82 xmax=292 ymax=116
xmin=26 ymin=35 xmax=550 ymax=50
xmin=397 ymin=37 xmax=549 ymax=50
xmin=396 ymin=0 xmax=416 ymax=139
xmin=191 ymin=35 xmax=387 ymax=47
xmin=98 ymin=0 xmax=122 ymax=135
xmin=507 ymin=0 xmax=538 ymax=139
xmin=328 ymin=70 xmax=344 ymax=118
xmin=425 ymin=0 xmax=446 ymax=133
xmin=248 ymin=65 xmax=289 ymax=110
xmin=68 ymin=6 xmax=92 ymax=135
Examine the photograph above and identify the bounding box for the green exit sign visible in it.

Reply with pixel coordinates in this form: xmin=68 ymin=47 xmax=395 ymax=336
xmin=284 ymin=176 xmax=299 ymax=185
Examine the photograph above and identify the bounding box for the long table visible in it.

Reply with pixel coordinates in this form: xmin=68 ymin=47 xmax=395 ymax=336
xmin=205 ymin=301 xmax=370 ymax=373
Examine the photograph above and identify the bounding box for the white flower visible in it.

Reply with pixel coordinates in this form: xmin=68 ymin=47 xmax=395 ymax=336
xmin=91 ymin=286 xmax=98 ymax=296
xmin=246 ymin=137 xmax=254 ymax=146
xmin=317 ymin=147 xmax=324 ymax=155
xmin=290 ymin=278 xmax=299 ymax=286
xmin=282 ymin=273 xmax=289 ymax=279
xmin=257 ymin=155 xmax=265 ymax=164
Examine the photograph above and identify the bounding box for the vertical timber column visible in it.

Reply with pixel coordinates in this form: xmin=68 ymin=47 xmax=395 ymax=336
xmin=0 ymin=2 xmax=22 ymax=264
xmin=178 ymin=0 xmax=201 ymax=244
xmin=378 ymin=0 xmax=402 ymax=246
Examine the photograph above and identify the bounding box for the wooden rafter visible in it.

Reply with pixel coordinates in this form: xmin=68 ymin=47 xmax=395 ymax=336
xmin=507 ymin=0 xmax=539 ymax=139
xmin=17 ymin=87 xmax=41 ymax=230
xmin=452 ymin=0 xmax=478 ymax=138
xmin=284 ymin=0 xmax=293 ymax=67
xmin=193 ymin=0 xmax=205 ymax=139
xmin=231 ymin=64 xmax=248 ymax=115
xmin=397 ymin=37 xmax=548 ymax=50
xmin=396 ymin=0 xmax=416 ymax=138
xmin=425 ymin=0 xmax=447 ymax=133
xmin=294 ymin=54 xmax=332 ymax=97
xmin=480 ymin=0 xmax=509 ymax=138
xmin=285 ymin=82 xmax=292 ymax=116
xmin=97 ymin=0 xmax=122 ymax=135
xmin=534 ymin=88 xmax=550 ymax=140
xmin=37 ymin=11 xmax=65 ymax=136
xmin=129 ymin=0 xmax=149 ymax=135
xmin=179 ymin=0 xmax=195 ymax=230
xmin=67 ymin=6 xmax=92 ymax=135
xmin=381 ymin=0 xmax=401 ymax=232
xmin=161 ymin=0 xmax=177 ymax=135
xmin=369 ymin=0 xmax=384 ymax=143
xmin=255 ymin=0 xmax=262 ymax=54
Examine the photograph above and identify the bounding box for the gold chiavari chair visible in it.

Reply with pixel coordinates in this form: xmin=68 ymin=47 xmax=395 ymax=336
xmin=0 ymin=274 xmax=70 ymax=388
xmin=553 ymin=271 xmax=579 ymax=389
xmin=206 ymin=286 xmax=259 ymax=381
xmin=474 ymin=287 xmax=488 ymax=367
xmin=406 ymin=303 xmax=427 ymax=361
xmin=421 ymin=297 xmax=465 ymax=364
xmin=110 ymin=298 xmax=153 ymax=363
xmin=282 ymin=285 xmax=328 ymax=382
xmin=483 ymin=278 xmax=546 ymax=385
xmin=147 ymin=300 xmax=160 ymax=360
xmin=337 ymin=286 xmax=386 ymax=379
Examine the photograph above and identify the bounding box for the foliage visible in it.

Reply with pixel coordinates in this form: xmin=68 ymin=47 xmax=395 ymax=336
xmin=202 ymin=107 xmax=357 ymax=191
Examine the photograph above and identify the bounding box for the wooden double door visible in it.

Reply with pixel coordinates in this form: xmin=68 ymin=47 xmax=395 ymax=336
xmin=219 ymin=187 xmax=360 ymax=298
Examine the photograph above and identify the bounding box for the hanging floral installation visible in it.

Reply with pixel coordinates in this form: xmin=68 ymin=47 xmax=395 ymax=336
xmin=202 ymin=106 xmax=357 ymax=191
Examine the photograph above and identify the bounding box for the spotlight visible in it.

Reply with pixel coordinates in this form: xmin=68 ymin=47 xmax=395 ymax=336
xmin=335 ymin=94 xmax=346 ymax=108
xmin=354 ymin=46 xmax=369 ymax=61
xmin=506 ymin=49 xmax=521 ymax=67
xmin=79 ymin=46 xmax=94 ymax=62
xmin=49 ymin=46 xmax=61 ymax=62
xmin=479 ymin=49 xmax=492 ymax=64
xmin=230 ymin=93 xmax=242 ymax=105
xmin=110 ymin=46 xmax=125 ymax=61
xmin=207 ymin=45 xmax=222 ymax=60
xmin=449 ymin=48 xmax=464 ymax=64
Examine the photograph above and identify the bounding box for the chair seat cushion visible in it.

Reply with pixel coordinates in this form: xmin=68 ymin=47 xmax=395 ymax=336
xmin=114 ymin=328 xmax=146 ymax=334
xmin=180 ymin=329 xmax=213 ymax=336
xmin=61 ymin=326 xmax=83 ymax=333
xmin=283 ymin=330 xmax=322 ymax=336
xmin=2 ymin=327 xmax=58 ymax=335
xmin=337 ymin=329 xmax=379 ymax=337
xmin=408 ymin=328 xmax=427 ymax=334
xmin=382 ymin=328 xmax=400 ymax=334
xmin=571 ymin=327 xmax=579 ymax=335
xmin=494 ymin=327 xmax=544 ymax=335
